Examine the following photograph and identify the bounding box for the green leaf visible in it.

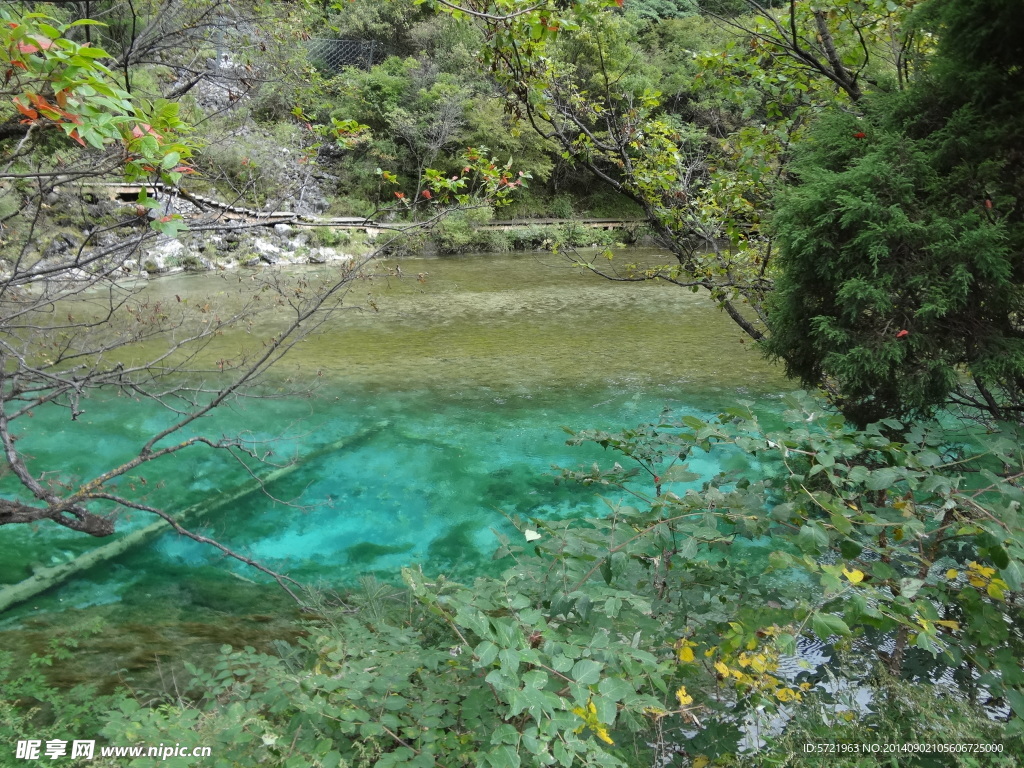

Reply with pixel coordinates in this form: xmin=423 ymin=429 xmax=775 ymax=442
xmin=74 ymin=46 xmax=111 ymax=59
xmin=865 ymin=468 xmax=899 ymax=491
xmin=829 ymin=512 xmax=853 ymax=535
xmin=476 ymin=640 xmax=499 ymax=667
xmin=571 ymin=659 xmax=602 ymax=685
xmin=899 ymin=578 xmax=924 ymax=599
xmin=592 ymin=693 xmax=617 ymax=724
xmin=660 ymin=465 xmax=700 ymax=483
xmin=1000 ymin=559 xmax=1024 ymax=591
xmin=839 ymin=539 xmax=863 ymax=559
xmin=597 ymin=677 xmax=634 ymax=702
xmin=989 ymin=544 xmax=1010 ymax=570
xmin=161 ymin=151 xmax=181 ymax=170
xmin=798 ymin=522 xmax=830 ymax=552
xmin=811 ymin=614 xmax=851 ymax=640
xmin=486 ymin=745 xmax=522 ymax=768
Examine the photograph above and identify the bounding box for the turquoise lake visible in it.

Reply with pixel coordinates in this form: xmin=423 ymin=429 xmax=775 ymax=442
xmin=0 ymin=249 xmax=790 ymax=685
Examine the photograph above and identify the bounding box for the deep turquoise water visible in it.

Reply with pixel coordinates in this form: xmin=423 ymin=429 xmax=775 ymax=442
xmin=0 ymin=250 xmax=790 ymax=662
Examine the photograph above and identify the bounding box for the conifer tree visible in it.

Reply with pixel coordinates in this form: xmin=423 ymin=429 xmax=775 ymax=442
xmin=764 ymin=0 xmax=1024 ymax=425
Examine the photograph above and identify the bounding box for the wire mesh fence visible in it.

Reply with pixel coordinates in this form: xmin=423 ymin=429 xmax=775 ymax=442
xmin=305 ymin=38 xmax=383 ymax=74
xmin=12 ymin=2 xmax=388 ymax=76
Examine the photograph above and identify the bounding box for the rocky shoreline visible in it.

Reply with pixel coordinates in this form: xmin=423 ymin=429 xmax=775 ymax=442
xmin=139 ymin=221 xmax=363 ymax=276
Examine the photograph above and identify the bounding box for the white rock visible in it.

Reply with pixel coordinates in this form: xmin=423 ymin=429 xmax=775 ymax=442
xmin=253 ymin=238 xmax=282 ymax=256
xmin=144 ymin=238 xmax=185 ymax=261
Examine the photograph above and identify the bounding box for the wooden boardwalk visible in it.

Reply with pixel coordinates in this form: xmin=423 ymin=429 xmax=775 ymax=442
xmin=83 ymin=182 xmax=643 ymax=234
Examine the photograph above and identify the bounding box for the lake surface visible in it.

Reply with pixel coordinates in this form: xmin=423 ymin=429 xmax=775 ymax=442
xmin=0 ymin=249 xmax=790 ymax=686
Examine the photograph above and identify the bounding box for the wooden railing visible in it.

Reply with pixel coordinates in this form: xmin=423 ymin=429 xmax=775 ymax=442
xmin=81 ymin=183 xmax=644 ymax=234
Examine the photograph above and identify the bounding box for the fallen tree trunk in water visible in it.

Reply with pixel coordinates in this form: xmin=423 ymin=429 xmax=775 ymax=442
xmin=0 ymin=421 xmax=390 ymax=614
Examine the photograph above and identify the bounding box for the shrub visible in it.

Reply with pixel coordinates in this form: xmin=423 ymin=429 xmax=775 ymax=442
xmin=433 ymin=207 xmax=494 ymax=253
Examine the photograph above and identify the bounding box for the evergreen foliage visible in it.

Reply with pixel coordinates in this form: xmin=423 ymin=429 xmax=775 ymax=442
xmin=764 ymin=0 xmax=1024 ymax=425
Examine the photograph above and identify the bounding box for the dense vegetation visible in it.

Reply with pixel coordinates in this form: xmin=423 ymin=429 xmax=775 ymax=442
xmin=2 ymin=0 xmax=1023 ymax=766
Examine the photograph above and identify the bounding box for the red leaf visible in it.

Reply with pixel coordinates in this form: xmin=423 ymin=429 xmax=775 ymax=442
xmin=17 ymin=42 xmax=39 ymax=54
xmin=68 ymin=128 xmax=85 ymax=147
xmin=853 ymin=132 xmax=866 ymax=139
xmin=421 ymin=189 xmax=432 ymax=199
xmin=137 ymin=122 xmax=163 ymax=139
xmin=985 ymin=199 xmax=993 ymax=210
xmin=13 ymin=99 xmax=38 ymax=120
xmin=896 ymin=329 xmax=909 ymax=339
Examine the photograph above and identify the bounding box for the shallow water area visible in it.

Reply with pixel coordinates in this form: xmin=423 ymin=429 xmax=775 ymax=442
xmin=1 ymin=248 xmax=790 ymax=687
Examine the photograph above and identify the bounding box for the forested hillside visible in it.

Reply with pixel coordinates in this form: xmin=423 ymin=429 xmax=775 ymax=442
xmin=2 ymin=1 xmax=1023 ymax=766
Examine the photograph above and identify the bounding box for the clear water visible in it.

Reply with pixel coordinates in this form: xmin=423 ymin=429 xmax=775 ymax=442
xmin=0 ymin=249 xmax=790 ymax=684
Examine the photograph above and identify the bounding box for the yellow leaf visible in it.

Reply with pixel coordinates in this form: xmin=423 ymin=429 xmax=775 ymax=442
xmin=969 ymin=561 xmax=996 ymax=578
xmin=677 ymin=646 xmax=695 ymax=663
xmin=693 ymin=757 xmax=710 ymax=768
xmin=843 ymin=568 xmax=865 ymax=584
xmin=946 ymin=569 xmax=958 ymax=580
xmin=987 ymin=582 xmax=1006 ymax=601
xmin=935 ymin=620 xmax=960 ymax=631
xmin=675 ymin=685 xmax=693 ymax=707
xmin=595 ymin=725 xmax=614 ymax=745
xmin=749 ymin=655 xmax=770 ymax=674
xmin=714 ymin=661 xmax=729 ymax=676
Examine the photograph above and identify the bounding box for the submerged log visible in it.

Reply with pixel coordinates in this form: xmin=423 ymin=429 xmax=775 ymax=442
xmin=0 ymin=420 xmax=390 ymax=614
